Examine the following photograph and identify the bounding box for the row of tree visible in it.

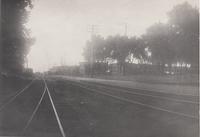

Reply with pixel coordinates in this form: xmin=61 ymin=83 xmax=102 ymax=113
xmin=2 ymin=0 xmax=34 ymax=73
xmin=83 ymin=2 xmax=199 ymax=74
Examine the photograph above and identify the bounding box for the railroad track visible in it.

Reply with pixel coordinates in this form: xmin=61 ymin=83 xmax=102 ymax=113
xmin=81 ymin=81 xmax=199 ymax=104
xmin=82 ymin=81 xmax=199 ymax=103
xmin=0 ymin=78 xmax=37 ymax=112
xmin=0 ymin=77 xmax=67 ymax=137
xmin=0 ymin=76 xmax=199 ymax=137
xmin=65 ymin=79 xmax=199 ymax=120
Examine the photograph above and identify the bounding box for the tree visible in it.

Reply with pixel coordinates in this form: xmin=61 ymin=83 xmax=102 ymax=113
xmin=168 ymin=2 xmax=199 ymax=66
xmin=128 ymin=37 xmax=147 ymax=63
xmin=83 ymin=35 xmax=107 ymax=76
xmin=83 ymin=35 xmax=149 ymax=75
xmin=144 ymin=23 xmax=176 ymax=65
xmin=2 ymin=0 xmax=33 ymax=73
xmin=83 ymin=35 xmax=106 ymax=62
xmin=106 ymin=35 xmax=131 ymax=74
xmin=82 ymin=2 xmax=199 ymax=75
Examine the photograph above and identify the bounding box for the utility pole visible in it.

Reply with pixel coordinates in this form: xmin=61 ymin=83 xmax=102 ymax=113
xmin=124 ymin=23 xmax=128 ymax=36
xmin=87 ymin=25 xmax=98 ymax=77
xmin=88 ymin=25 xmax=98 ymax=36
xmin=0 ymin=0 xmax=2 ymax=89
xmin=25 ymin=57 xmax=28 ymax=68
xmin=45 ymin=51 xmax=51 ymax=71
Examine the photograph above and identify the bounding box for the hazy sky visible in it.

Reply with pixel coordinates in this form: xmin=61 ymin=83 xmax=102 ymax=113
xmin=27 ymin=0 xmax=198 ymax=72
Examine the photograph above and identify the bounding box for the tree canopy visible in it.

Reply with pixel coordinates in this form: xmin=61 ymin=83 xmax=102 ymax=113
xmin=168 ymin=2 xmax=199 ymax=65
xmin=83 ymin=2 xmax=199 ymax=71
xmin=2 ymin=0 xmax=33 ymax=73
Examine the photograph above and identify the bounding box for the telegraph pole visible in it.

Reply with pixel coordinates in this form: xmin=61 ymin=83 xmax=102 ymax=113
xmin=124 ymin=23 xmax=128 ymax=36
xmin=87 ymin=25 xmax=98 ymax=77
xmin=0 ymin=0 xmax=2 ymax=89
xmin=88 ymin=25 xmax=98 ymax=36
xmin=25 ymin=57 xmax=28 ymax=68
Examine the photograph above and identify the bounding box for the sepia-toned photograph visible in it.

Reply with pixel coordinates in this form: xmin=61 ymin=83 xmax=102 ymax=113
xmin=0 ymin=0 xmax=199 ymax=136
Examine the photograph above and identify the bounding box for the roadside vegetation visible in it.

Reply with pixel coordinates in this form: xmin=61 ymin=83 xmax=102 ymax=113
xmin=83 ymin=2 xmax=199 ymax=76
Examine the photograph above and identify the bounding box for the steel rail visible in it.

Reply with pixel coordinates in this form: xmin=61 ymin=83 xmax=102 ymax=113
xmin=43 ymin=78 xmax=66 ymax=137
xmin=80 ymin=79 xmax=199 ymax=97
xmin=23 ymin=85 xmax=47 ymax=132
xmin=70 ymin=81 xmax=199 ymax=120
xmin=0 ymin=78 xmax=36 ymax=112
xmin=80 ymin=82 xmax=199 ymax=104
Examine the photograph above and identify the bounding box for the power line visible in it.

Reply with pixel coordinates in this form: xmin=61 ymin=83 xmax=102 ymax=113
xmin=124 ymin=23 xmax=128 ymax=36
